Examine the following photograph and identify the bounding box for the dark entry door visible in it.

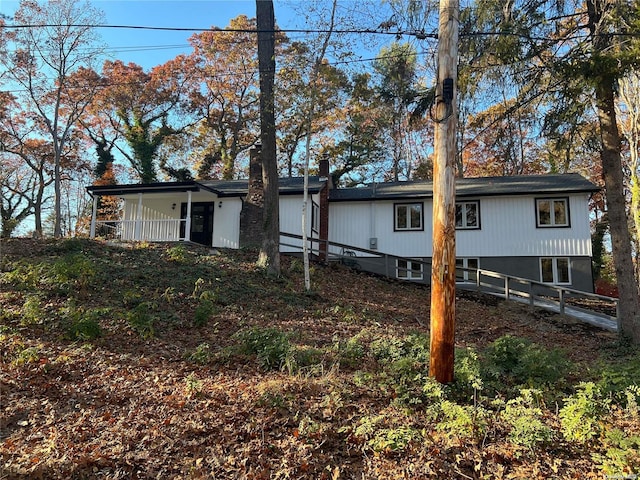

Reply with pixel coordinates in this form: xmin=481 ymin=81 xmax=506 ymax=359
xmin=180 ymin=202 xmax=214 ymax=246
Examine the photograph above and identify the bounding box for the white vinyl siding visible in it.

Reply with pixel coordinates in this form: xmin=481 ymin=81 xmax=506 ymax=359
xmin=329 ymin=201 xmax=432 ymax=257
xmin=330 ymin=194 xmax=591 ymax=259
xmin=456 ymin=195 xmax=591 ymax=257
xmin=279 ymin=194 xmax=320 ymax=253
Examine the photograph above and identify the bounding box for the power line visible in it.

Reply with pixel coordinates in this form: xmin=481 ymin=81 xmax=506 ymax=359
xmin=1 ymin=23 xmax=439 ymax=39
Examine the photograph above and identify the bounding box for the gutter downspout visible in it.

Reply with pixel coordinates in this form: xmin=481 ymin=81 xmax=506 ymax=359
xmin=89 ymin=194 xmax=97 ymax=239
xmin=185 ymin=190 xmax=192 ymax=242
xmin=134 ymin=193 xmax=143 ymax=240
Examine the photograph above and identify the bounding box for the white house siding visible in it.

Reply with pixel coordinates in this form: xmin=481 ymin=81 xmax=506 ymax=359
xmin=329 ymin=200 xmax=434 ymax=257
xmin=278 ymin=194 xmax=319 ymax=253
xmin=456 ymin=194 xmax=592 ymax=257
xmin=213 ymin=197 xmax=242 ymax=249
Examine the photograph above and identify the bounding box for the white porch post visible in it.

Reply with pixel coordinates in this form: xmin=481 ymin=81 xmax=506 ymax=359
xmin=185 ymin=190 xmax=192 ymax=242
xmin=134 ymin=193 xmax=143 ymax=240
xmin=89 ymin=195 xmax=98 ymax=239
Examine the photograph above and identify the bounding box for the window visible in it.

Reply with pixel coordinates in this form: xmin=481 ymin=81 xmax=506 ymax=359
xmin=397 ymin=259 xmax=423 ymax=280
xmin=394 ymin=203 xmax=423 ymax=231
xmin=536 ymin=198 xmax=569 ymax=227
xmin=311 ymin=202 xmax=320 ymax=233
xmin=456 ymin=258 xmax=479 ymax=282
xmin=456 ymin=201 xmax=480 ymax=229
xmin=540 ymin=257 xmax=571 ymax=284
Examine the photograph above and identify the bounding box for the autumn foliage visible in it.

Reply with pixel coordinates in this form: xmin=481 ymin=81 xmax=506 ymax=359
xmin=1 ymin=239 xmax=639 ymax=479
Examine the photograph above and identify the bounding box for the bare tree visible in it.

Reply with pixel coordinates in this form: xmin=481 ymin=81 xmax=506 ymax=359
xmin=0 ymin=0 xmax=104 ymax=237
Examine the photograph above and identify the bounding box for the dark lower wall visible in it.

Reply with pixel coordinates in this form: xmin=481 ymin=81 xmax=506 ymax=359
xmin=341 ymin=255 xmax=594 ymax=293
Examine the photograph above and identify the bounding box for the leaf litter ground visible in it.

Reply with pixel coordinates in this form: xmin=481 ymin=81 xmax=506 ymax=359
xmin=0 ymin=239 xmax=636 ymax=479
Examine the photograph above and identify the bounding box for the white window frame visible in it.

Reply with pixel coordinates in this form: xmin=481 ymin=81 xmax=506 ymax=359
xmin=455 ymin=201 xmax=480 ymax=229
xmin=540 ymin=257 xmax=571 ymax=285
xmin=311 ymin=201 xmax=320 ymax=234
xmin=536 ymin=198 xmax=570 ymax=227
xmin=396 ymin=259 xmax=423 ymax=280
xmin=455 ymin=258 xmax=479 ymax=282
xmin=394 ymin=203 xmax=423 ymax=231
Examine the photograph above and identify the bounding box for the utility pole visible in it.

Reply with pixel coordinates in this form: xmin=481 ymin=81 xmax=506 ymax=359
xmin=429 ymin=0 xmax=459 ymax=384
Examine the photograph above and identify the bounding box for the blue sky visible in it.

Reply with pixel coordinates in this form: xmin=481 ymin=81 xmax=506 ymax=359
xmin=0 ymin=0 xmax=300 ymax=69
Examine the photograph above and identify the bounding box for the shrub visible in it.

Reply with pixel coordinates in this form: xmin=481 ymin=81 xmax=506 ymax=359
xmin=353 ymin=414 xmax=421 ymax=453
xmin=194 ymin=298 xmax=217 ymax=327
xmin=48 ymin=253 xmax=96 ymax=294
xmin=21 ymin=295 xmax=45 ymax=326
xmin=13 ymin=346 xmax=41 ymax=366
xmin=501 ymin=389 xmax=554 ymax=452
xmin=436 ymin=400 xmax=490 ymax=445
xmin=126 ymin=302 xmax=156 ymax=339
xmin=62 ymin=305 xmax=102 ymax=341
xmin=332 ymin=334 xmax=365 ymax=368
xmin=234 ymin=326 xmax=292 ymax=370
xmin=592 ymin=428 xmax=640 ymax=476
xmin=368 ymin=333 xmax=431 ymax=406
xmin=187 ymin=343 xmax=211 ymax=364
xmin=452 ymin=347 xmax=484 ymax=403
xmin=165 ymin=244 xmax=189 ymax=262
xmin=560 ymin=382 xmax=610 ymax=444
xmin=482 ymin=335 xmax=570 ymax=392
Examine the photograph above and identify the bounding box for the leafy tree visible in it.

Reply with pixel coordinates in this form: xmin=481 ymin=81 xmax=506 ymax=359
xmin=325 ymin=73 xmax=388 ymax=186
xmin=469 ymin=0 xmax=640 ymax=340
xmin=0 ymin=0 xmax=105 ymax=237
xmin=617 ymin=72 xmax=640 ymax=290
xmin=373 ymin=41 xmax=421 ymax=181
xmin=95 ymin=60 xmax=187 ymax=183
xmin=178 ymin=16 xmax=261 ymax=180
xmin=276 ymin=40 xmax=349 ymax=177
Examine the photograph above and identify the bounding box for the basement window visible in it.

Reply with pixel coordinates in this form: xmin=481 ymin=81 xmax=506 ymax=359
xmin=396 ymin=259 xmax=423 ymax=280
xmin=540 ymin=257 xmax=571 ymax=285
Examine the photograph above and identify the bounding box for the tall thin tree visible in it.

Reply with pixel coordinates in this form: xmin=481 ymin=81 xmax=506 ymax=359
xmin=256 ymin=0 xmax=280 ymax=275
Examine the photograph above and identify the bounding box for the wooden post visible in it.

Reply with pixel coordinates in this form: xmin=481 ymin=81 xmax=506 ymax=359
xmin=89 ymin=195 xmax=97 ymax=239
xmin=430 ymin=0 xmax=459 ymax=384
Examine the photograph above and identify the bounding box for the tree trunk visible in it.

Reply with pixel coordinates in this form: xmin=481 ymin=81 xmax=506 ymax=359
xmin=594 ymin=76 xmax=640 ymax=342
xmin=256 ymin=0 xmax=280 ymax=276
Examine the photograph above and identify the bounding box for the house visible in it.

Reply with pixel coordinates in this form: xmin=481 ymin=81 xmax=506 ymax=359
xmin=86 ymin=153 xmax=600 ymax=292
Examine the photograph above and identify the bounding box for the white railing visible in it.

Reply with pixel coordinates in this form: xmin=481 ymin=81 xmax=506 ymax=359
xmin=94 ymin=219 xmax=185 ymax=242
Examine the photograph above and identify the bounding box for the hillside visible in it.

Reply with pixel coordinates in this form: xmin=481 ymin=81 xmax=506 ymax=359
xmin=1 ymin=238 xmax=638 ymax=479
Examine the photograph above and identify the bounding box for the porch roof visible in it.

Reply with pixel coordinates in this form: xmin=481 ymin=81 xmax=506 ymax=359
xmin=86 ymin=176 xmax=327 ymax=198
xmin=328 ymin=173 xmax=600 ymax=202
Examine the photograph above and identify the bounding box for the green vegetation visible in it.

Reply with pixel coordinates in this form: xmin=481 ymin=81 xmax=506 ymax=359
xmin=1 ymin=238 xmax=638 ymax=479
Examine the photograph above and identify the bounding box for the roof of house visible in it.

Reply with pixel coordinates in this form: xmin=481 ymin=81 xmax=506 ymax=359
xmin=86 ymin=176 xmax=326 ymax=197
xmin=87 ymin=173 xmax=599 ymax=201
xmin=328 ymin=173 xmax=600 ymax=202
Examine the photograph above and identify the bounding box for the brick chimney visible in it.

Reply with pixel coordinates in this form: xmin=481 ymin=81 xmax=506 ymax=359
xmin=239 ymin=145 xmax=264 ymax=248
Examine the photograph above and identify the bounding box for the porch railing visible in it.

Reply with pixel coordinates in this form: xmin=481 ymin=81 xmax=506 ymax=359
xmin=94 ymin=219 xmax=185 ymax=241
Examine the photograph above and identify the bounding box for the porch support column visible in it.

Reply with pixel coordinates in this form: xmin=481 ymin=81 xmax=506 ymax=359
xmin=185 ymin=190 xmax=192 ymax=242
xmin=134 ymin=193 xmax=143 ymax=240
xmin=89 ymin=195 xmax=98 ymax=239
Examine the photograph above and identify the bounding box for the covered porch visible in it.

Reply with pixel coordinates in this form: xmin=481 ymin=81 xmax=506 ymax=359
xmin=86 ymin=182 xmax=222 ymax=247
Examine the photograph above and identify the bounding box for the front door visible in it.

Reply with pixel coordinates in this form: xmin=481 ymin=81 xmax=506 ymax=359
xmin=181 ymin=202 xmax=214 ymax=246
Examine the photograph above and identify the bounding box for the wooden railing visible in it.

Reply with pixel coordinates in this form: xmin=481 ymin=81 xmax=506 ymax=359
xmin=279 ymin=232 xmax=619 ymax=327
xmin=94 ymin=219 xmax=185 ymax=242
